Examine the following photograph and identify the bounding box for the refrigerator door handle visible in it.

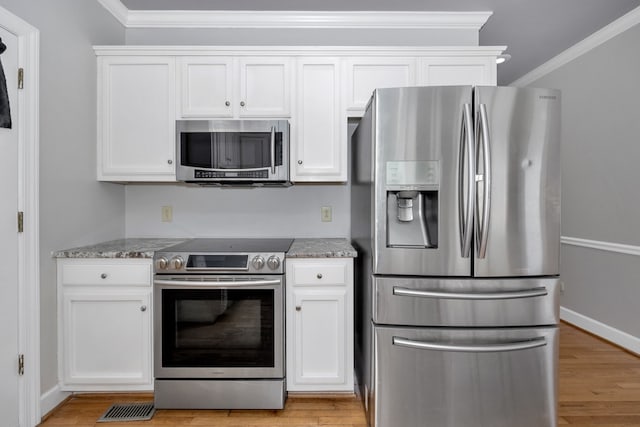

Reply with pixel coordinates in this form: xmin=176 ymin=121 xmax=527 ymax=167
xmin=458 ymin=103 xmax=476 ymax=258
xmin=392 ymin=336 xmax=547 ymax=353
xmin=475 ymin=103 xmax=492 ymax=258
xmin=392 ymin=286 xmax=548 ymax=300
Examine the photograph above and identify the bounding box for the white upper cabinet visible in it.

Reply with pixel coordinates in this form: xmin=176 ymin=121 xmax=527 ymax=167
xmin=292 ymin=58 xmax=345 ymax=182
xmin=97 ymin=56 xmax=176 ymax=182
xmin=239 ymin=58 xmax=291 ymax=117
xmin=179 ymin=56 xmax=291 ymax=119
xmin=418 ymin=56 xmax=496 ymax=86
xmin=345 ymin=58 xmax=417 ymax=112
xmin=179 ymin=57 xmax=234 ymax=118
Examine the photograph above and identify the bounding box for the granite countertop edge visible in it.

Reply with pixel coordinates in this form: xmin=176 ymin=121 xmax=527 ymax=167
xmin=53 ymin=237 xmax=357 ymax=259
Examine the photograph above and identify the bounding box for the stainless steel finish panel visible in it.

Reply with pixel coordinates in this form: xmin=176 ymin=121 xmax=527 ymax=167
xmin=372 ymin=326 xmax=558 ymax=427
xmin=373 ymin=276 xmax=559 ymax=327
xmin=153 ymin=274 xmax=284 ymax=379
xmin=154 ymin=379 xmax=285 ymax=409
xmin=176 ymin=119 xmax=290 ymax=183
xmin=372 ymin=86 xmax=473 ymax=276
xmin=474 ymin=87 xmax=561 ymax=277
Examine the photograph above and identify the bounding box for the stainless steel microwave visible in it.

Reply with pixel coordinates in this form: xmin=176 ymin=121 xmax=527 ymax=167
xmin=176 ymin=120 xmax=290 ymax=185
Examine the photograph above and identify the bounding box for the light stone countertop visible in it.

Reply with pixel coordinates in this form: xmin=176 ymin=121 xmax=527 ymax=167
xmin=52 ymin=238 xmax=187 ymax=259
xmin=286 ymin=238 xmax=357 ymax=258
xmin=53 ymin=237 xmax=357 ymax=259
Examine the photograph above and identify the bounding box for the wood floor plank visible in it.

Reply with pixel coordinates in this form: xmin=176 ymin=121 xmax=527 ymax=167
xmin=39 ymin=322 xmax=640 ymax=426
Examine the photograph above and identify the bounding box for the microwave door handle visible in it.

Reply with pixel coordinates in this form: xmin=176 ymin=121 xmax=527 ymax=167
xmin=205 ymin=167 xmax=270 ymax=173
xmin=270 ymin=126 xmax=276 ymax=174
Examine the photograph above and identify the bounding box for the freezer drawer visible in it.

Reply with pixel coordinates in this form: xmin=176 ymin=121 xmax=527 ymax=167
xmin=370 ymin=325 xmax=558 ymax=427
xmin=373 ymin=276 xmax=559 ymax=327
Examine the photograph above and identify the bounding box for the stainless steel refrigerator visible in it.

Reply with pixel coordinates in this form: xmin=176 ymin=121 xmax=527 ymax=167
xmin=351 ymin=86 xmax=561 ymax=427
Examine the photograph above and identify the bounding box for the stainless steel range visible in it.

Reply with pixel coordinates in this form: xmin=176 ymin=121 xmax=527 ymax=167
xmin=153 ymin=238 xmax=293 ymax=409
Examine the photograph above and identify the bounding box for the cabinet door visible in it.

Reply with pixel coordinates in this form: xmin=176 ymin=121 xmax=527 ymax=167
xmin=345 ymin=58 xmax=416 ymax=112
xmin=292 ymin=58 xmax=345 ymax=182
xmin=291 ymin=288 xmax=347 ymax=388
xmin=238 ymin=57 xmax=291 ymax=117
xmin=418 ymin=56 xmax=496 ymax=86
xmin=98 ymin=56 xmax=176 ymax=181
xmin=60 ymin=290 xmax=152 ymax=390
xmin=179 ymin=57 xmax=234 ymax=118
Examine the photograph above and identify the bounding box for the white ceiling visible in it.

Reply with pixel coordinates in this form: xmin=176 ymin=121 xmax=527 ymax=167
xmin=116 ymin=0 xmax=640 ymax=84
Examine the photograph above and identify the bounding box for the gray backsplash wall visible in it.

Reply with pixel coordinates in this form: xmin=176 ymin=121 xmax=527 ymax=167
xmin=125 ymin=184 xmax=351 ymax=238
xmin=525 ymin=23 xmax=640 ymax=339
xmin=0 ymin=0 xmax=126 ymax=398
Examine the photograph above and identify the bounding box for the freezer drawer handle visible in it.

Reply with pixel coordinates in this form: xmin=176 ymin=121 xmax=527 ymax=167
xmin=392 ymin=286 xmax=548 ymax=300
xmin=392 ymin=336 xmax=547 ymax=353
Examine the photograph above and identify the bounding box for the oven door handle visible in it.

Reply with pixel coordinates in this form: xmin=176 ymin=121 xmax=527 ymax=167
xmin=154 ymin=279 xmax=281 ymax=287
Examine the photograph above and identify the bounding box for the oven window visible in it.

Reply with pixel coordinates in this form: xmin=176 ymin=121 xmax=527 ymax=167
xmin=161 ymin=289 xmax=275 ymax=368
xmin=180 ymin=131 xmax=283 ymax=169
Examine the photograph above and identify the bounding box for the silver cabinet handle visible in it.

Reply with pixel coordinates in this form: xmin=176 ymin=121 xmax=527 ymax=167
xmin=100 ymin=273 xmax=108 ymax=279
xmin=225 ymin=101 xmax=230 ymax=106
xmin=140 ymin=305 xmax=147 ymax=312
xmin=240 ymin=101 xmax=246 ymax=107
xmin=393 ymin=336 xmax=547 ymax=353
xmin=475 ymin=103 xmax=491 ymax=259
xmin=392 ymin=286 xmax=548 ymax=300
xmin=270 ymin=126 xmax=276 ymax=174
xmin=458 ymin=103 xmax=475 ymax=258
xmin=295 ymin=306 xmax=301 ymax=311
xmin=154 ymin=279 xmax=281 ymax=288
xmin=298 ymin=160 xmax=303 ymax=165
xmin=317 ymin=273 xmax=323 ymax=279
xmin=167 ymin=159 xmax=173 ymax=165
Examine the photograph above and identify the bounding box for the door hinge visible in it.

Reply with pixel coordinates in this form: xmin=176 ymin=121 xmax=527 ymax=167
xmin=18 ymin=354 xmax=24 ymax=376
xmin=18 ymin=211 xmax=24 ymax=233
xmin=18 ymin=68 xmax=24 ymax=89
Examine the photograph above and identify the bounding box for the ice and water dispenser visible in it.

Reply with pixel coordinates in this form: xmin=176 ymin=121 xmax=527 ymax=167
xmin=385 ymin=161 xmax=439 ymax=248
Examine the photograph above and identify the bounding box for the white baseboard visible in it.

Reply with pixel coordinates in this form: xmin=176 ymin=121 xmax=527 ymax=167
xmin=560 ymin=306 xmax=640 ymax=355
xmin=40 ymin=385 xmax=71 ymax=418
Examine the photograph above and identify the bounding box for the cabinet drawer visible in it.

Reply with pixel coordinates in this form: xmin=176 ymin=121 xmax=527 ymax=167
xmin=60 ymin=261 xmax=152 ymax=286
xmin=290 ymin=261 xmax=348 ymax=286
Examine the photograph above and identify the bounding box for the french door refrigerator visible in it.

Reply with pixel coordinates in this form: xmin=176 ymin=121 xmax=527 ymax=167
xmin=351 ymin=85 xmax=561 ymax=427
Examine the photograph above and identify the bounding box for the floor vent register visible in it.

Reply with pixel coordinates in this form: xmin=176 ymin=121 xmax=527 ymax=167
xmin=97 ymin=402 xmax=156 ymax=422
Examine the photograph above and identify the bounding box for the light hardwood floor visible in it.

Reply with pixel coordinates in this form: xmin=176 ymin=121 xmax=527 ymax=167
xmin=40 ymin=322 xmax=640 ymax=426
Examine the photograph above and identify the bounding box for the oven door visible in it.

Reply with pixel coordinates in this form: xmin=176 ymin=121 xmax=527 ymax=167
xmin=153 ymin=275 xmax=284 ymax=379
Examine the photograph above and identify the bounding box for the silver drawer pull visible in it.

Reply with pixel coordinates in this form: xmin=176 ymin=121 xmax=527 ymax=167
xmin=140 ymin=305 xmax=147 ymax=312
xmin=100 ymin=273 xmax=108 ymax=279
xmin=317 ymin=273 xmax=323 ymax=279
xmin=295 ymin=306 xmax=301 ymax=311
xmin=393 ymin=336 xmax=547 ymax=353
xmin=392 ymin=286 xmax=548 ymax=300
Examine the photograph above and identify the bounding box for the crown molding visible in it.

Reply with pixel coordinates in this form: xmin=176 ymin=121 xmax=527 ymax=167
xmin=96 ymin=0 xmax=492 ymax=30
xmin=512 ymin=5 xmax=640 ymax=86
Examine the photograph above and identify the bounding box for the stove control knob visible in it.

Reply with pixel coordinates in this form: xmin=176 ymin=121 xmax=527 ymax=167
xmin=252 ymin=256 xmax=265 ymax=270
xmin=155 ymin=257 xmax=169 ymax=270
xmin=170 ymin=256 xmax=184 ymax=270
xmin=267 ymin=255 xmax=281 ymax=270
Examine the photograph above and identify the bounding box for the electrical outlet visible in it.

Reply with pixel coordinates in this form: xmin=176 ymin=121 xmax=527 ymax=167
xmin=560 ymin=281 xmax=565 ymax=293
xmin=321 ymin=206 xmax=332 ymax=222
xmin=161 ymin=206 xmax=173 ymax=222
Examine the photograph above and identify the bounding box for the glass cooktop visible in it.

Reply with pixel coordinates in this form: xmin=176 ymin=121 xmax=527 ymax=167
xmin=161 ymin=238 xmax=294 ymax=254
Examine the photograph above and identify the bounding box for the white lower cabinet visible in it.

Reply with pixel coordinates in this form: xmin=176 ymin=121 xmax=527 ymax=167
xmin=57 ymin=259 xmax=153 ymax=391
xmin=286 ymin=258 xmax=354 ymax=392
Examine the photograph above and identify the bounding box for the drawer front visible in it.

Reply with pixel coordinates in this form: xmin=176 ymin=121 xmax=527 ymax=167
xmin=289 ymin=260 xmax=349 ymax=286
xmin=373 ymin=325 xmax=558 ymax=427
xmin=60 ymin=260 xmax=152 ymax=286
xmin=374 ymin=277 xmax=559 ymax=327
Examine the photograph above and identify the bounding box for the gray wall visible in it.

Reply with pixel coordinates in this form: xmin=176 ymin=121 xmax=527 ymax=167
xmin=526 ymin=23 xmax=640 ymax=338
xmin=0 ymin=0 xmax=125 ymax=394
